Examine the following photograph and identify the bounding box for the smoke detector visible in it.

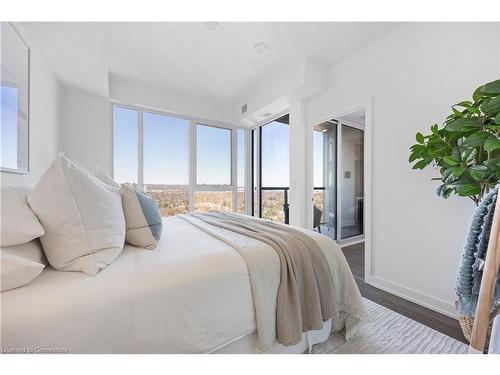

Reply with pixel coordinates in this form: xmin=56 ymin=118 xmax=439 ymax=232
xmin=254 ymin=42 xmax=270 ymax=55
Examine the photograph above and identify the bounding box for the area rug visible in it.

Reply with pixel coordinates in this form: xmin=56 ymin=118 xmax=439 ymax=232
xmin=312 ymin=298 xmax=468 ymax=354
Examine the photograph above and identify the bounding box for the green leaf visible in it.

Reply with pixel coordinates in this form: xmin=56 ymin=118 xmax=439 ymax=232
xmin=457 ymin=184 xmax=481 ymax=196
xmin=454 ymin=101 xmax=480 ymax=115
xmin=469 ymin=165 xmax=489 ymax=181
xmin=473 ymin=87 xmax=483 ymax=101
xmin=462 ymin=148 xmax=477 ymax=163
xmin=442 ymin=187 xmax=453 ymax=198
xmin=431 ymin=124 xmax=439 ymax=135
xmin=462 ymin=131 xmax=491 ymax=148
xmin=480 ymin=79 xmax=500 ymax=95
xmin=482 ymin=95 xmax=500 ymax=115
xmin=483 ymin=157 xmax=500 ymax=171
xmin=412 ymin=159 xmax=431 ymax=170
xmin=445 ymin=118 xmax=483 ymax=132
xmin=455 ymin=100 xmax=473 ymax=107
xmin=409 ymin=150 xmax=421 ymax=163
xmin=442 ymin=156 xmax=460 ymax=166
xmin=441 ymin=167 xmax=454 ymax=182
xmin=495 ymin=112 xmax=500 ymax=125
xmin=416 ymin=132 xmax=425 ymax=144
xmin=484 ymin=136 xmax=500 ymax=152
xmin=451 ymin=166 xmax=466 ymax=178
xmin=436 ymin=184 xmax=445 ymax=197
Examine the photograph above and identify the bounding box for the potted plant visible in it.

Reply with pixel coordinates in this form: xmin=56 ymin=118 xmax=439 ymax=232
xmin=409 ymin=79 xmax=500 ymax=205
xmin=409 ymin=79 xmax=500 ymax=348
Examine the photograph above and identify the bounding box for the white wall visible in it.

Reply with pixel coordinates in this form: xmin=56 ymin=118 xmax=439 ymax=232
xmin=1 ymin=23 xmax=60 ymax=187
xmin=308 ymin=22 xmax=500 ymax=316
xmin=60 ymin=83 xmax=111 ymax=173
xmin=110 ymin=74 xmax=235 ymax=126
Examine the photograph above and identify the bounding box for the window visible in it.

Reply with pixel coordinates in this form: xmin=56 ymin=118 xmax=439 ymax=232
xmin=195 ymin=124 xmax=233 ymax=212
xmin=237 ymin=128 xmax=245 ymax=213
xmin=253 ymin=114 xmax=290 ymax=223
xmin=196 ymin=124 xmax=231 ymax=186
xmin=143 ymin=112 xmax=189 ymax=216
xmin=1 ymin=23 xmax=29 ymax=173
xmin=112 ymin=104 xmax=246 ymax=217
xmin=194 ymin=191 xmax=233 ymax=212
xmin=113 ymin=106 xmax=138 ymax=183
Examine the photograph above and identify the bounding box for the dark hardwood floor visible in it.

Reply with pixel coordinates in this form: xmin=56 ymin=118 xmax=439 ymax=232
xmin=342 ymin=242 xmax=468 ymax=344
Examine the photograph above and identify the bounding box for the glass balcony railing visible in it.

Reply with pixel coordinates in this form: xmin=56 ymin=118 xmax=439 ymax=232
xmin=259 ymin=187 xmax=325 ymax=225
xmin=261 ymin=187 xmax=289 ymax=223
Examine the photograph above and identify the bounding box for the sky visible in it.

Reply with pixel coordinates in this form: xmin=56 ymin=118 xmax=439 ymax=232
xmin=261 ymin=121 xmax=289 ymax=187
xmin=260 ymin=121 xmax=324 ymax=187
xmin=1 ymin=85 xmax=18 ymax=169
xmin=114 ymin=107 xmax=246 ymax=186
xmin=114 ymin=107 xmax=325 ymax=188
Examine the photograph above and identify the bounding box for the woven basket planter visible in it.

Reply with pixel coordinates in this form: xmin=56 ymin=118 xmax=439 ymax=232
xmin=457 ymin=314 xmax=493 ymax=351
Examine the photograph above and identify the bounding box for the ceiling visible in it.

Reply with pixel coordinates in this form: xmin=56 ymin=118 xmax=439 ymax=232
xmin=22 ymin=22 xmax=401 ymax=103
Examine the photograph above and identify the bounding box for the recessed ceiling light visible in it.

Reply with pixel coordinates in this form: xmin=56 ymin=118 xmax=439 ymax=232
xmin=204 ymin=22 xmax=219 ymax=31
xmin=261 ymin=112 xmax=273 ymax=117
xmin=254 ymin=42 xmax=270 ymax=56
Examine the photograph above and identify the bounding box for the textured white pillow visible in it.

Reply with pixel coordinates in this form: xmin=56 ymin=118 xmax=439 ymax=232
xmin=1 ymin=187 xmax=44 ymax=247
xmin=27 ymin=154 xmax=126 ymax=275
xmin=1 ymin=240 xmax=47 ymax=292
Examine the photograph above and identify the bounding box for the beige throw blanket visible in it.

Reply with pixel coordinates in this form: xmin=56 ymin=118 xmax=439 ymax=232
xmin=182 ymin=211 xmax=338 ymax=347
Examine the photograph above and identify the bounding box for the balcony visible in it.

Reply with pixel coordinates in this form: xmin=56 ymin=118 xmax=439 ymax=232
xmin=259 ymin=187 xmax=326 ymax=226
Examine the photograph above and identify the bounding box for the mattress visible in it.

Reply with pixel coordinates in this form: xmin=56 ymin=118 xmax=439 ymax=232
xmin=1 ymin=216 xmax=358 ymax=354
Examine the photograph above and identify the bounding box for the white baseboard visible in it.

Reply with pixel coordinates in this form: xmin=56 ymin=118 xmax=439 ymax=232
xmin=366 ymin=275 xmax=458 ymax=319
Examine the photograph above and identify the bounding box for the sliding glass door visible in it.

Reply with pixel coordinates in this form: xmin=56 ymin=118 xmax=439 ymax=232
xmin=313 ymin=116 xmax=364 ymax=241
xmin=340 ymin=125 xmax=364 ymax=239
xmin=252 ymin=114 xmax=290 ymax=223
xmin=313 ymin=121 xmax=337 ymax=238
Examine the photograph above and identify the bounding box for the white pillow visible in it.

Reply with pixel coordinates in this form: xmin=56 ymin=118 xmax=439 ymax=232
xmin=1 ymin=187 xmax=44 ymax=247
xmin=120 ymin=183 xmax=163 ymax=249
xmin=1 ymin=240 xmax=47 ymax=292
xmin=93 ymin=166 xmax=120 ymax=192
xmin=93 ymin=168 xmax=163 ymax=249
xmin=27 ymin=154 xmax=126 ymax=275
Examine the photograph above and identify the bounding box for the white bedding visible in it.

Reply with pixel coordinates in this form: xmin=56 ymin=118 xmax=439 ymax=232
xmin=1 ymin=216 xmax=363 ymax=354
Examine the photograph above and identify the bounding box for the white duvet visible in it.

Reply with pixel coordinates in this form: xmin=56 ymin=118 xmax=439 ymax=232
xmin=1 ymin=216 xmax=364 ymax=354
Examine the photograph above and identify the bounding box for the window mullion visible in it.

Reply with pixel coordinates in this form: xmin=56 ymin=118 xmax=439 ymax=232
xmin=188 ymin=120 xmax=196 ymax=212
xmin=231 ymin=128 xmax=237 ymax=212
xmin=138 ymin=108 xmax=144 ymax=189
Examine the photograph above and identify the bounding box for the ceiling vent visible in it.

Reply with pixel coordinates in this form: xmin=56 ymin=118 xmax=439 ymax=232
xmin=241 ymin=104 xmax=247 ymax=114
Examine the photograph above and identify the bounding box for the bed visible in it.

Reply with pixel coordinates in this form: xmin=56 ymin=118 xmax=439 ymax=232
xmin=1 ymin=215 xmax=364 ymax=354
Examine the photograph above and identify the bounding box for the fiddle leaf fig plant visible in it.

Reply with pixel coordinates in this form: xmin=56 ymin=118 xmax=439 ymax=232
xmin=409 ymin=79 xmax=500 ymax=205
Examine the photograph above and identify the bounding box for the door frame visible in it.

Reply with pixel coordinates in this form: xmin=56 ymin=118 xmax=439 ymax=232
xmin=307 ymin=98 xmax=373 ymax=283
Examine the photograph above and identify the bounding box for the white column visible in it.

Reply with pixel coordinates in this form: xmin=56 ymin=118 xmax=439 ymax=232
xmin=288 ymin=99 xmax=311 ymax=228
